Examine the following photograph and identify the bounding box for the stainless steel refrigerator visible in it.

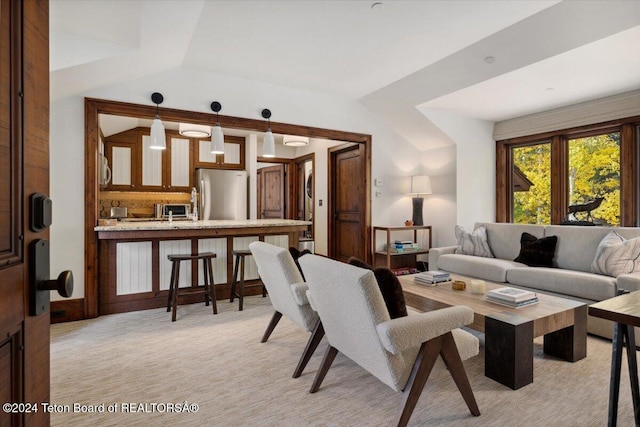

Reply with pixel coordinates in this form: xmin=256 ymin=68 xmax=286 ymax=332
xmin=196 ymin=169 xmax=248 ymax=220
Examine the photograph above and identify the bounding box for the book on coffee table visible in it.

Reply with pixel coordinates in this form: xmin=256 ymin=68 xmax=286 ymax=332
xmin=414 ymin=270 xmax=451 ymax=285
xmin=487 ymin=287 xmax=536 ymax=303
xmin=486 ymin=295 xmax=539 ymax=308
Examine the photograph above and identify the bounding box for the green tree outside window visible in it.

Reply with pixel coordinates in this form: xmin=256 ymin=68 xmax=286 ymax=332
xmin=512 ymin=143 xmax=551 ymax=224
xmin=568 ymin=133 xmax=620 ymax=226
xmin=511 ymin=133 xmax=620 ymax=226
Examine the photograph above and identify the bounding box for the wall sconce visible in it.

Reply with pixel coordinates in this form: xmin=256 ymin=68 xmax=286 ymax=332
xmin=408 ymin=175 xmax=432 ymax=226
xmin=262 ymin=109 xmax=275 ymax=158
xmin=149 ymin=92 xmax=166 ymax=150
xmin=210 ymin=101 xmax=224 ymax=154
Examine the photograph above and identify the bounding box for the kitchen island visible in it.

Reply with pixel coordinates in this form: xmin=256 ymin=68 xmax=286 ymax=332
xmin=95 ymin=219 xmax=311 ymax=314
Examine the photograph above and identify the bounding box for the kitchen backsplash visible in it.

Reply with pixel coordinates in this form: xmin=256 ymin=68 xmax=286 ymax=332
xmin=99 ymin=191 xmax=190 ymax=218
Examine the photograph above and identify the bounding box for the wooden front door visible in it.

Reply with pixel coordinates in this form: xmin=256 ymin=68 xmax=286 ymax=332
xmin=329 ymin=144 xmax=367 ymax=263
xmin=258 ymin=164 xmax=286 ymax=219
xmin=0 ymin=1 xmax=51 ymax=425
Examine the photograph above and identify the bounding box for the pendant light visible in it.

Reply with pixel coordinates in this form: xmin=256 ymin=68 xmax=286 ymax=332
xmin=210 ymin=101 xmax=225 ymax=154
xmin=149 ymin=92 xmax=166 ymax=150
xmin=262 ymin=108 xmax=275 ymax=158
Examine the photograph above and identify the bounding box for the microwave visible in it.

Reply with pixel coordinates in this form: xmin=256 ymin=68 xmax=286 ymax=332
xmin=155 ymin=204 xmax=190 ymax=219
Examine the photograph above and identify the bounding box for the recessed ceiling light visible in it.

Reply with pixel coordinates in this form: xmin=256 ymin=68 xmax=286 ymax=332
xmin=484 ymin=56 xmax=495 ymax=64
xmin=371 ymin=2 xmax=384 ymax=11
xmin=283 ymin=135 xmax=309 ymax=147
xmin=179 ymin=123 xmax=211 ymax=138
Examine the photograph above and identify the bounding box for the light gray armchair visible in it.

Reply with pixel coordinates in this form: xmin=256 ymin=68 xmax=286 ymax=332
xmin=249 ymin=241 xmax=323 ymax=378
xmin=299 ymin=254 xmax=480 ymax=427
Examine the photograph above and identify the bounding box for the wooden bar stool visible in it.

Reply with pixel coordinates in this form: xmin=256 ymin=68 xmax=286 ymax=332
xmin=166 ymin=252 xmax=217 ymax=321
xmin=229 ymin=249 xmax=252 ymax=311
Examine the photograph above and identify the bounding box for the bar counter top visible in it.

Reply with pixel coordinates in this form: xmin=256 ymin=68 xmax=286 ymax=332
xmin=95 ymin=218 xmax=311 ymax=232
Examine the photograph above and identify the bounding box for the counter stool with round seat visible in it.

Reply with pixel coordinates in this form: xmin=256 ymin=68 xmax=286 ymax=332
xmin=167 ymin=252 xmax=217 ymax=321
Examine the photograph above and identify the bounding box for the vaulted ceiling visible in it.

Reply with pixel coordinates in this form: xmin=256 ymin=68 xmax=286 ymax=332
xmin=50 ymin=0 xmax=640 ymax=150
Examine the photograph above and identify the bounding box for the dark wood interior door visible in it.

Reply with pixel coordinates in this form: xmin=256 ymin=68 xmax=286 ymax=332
xmin=0 ymin=1 xmax=51 ymax=425
xmin=258 ymin=164 xmax=286 ymax=219
xmin=330 ymin=144 xmax=367 ymax=262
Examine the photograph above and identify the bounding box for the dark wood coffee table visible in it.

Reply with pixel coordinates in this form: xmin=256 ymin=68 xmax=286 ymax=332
xmin=399 ymin=273 xmax=587 ymax=389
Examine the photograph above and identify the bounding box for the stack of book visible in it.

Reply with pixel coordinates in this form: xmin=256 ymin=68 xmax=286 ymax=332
xmin=393 ymin=240 xmax=419 ymax=253
xmin=486 ymin=287 xmax=539 ymax=308
xmin=414 ymin=270 xmax=451 ymax=285
xmin=392 ymin=267 xmax=419 ymax=276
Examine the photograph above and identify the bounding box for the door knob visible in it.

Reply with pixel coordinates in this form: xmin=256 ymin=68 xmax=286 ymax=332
xmin=29 ymin=239 xmax=74 ymax=316
xmin=41 ymin=270 xmax=74 ymax=298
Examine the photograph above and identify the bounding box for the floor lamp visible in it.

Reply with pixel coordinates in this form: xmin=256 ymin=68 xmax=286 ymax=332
xmin=409 ymin=175 xmax=432 ymax=226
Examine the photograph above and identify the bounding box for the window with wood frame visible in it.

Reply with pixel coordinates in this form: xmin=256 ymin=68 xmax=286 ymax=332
xmin=496 ymin=117 xmax=639 ymax=227
xmin=512 ymin=142 xmax=551 ymax=224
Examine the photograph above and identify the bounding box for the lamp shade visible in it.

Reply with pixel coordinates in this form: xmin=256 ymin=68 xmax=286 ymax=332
xmin=210 ymin=124 xmax=225 ymax=154
xmin=149 ymin=116 xmax=166 ymax=150
xmin=263 ymin=130 xmax=275 ymax=158
xmin=408 ymin=175 xmax=432 ymax=196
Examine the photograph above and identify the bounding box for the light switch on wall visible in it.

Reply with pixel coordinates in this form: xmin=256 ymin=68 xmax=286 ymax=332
xmin=374 ymin=178 xmax=384 ymax=187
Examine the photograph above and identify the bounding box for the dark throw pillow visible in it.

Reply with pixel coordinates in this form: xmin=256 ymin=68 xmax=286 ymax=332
xmin=288 ymin=247 xmax=311 ymax=280
xmin=514 ymin=232 xmax=558 ymax=268
xmin=347 ymin=257 xmax=408 ymax=319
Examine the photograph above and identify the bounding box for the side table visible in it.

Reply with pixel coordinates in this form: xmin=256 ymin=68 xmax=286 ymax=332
xmin=373 ymin=225 xmax=432 ymax=270
xmin=589 ymin=290 xmax=640 ymax=426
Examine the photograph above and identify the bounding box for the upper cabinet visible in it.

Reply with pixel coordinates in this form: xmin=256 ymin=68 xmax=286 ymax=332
xmin=104 ymin=127 xmax=195 ymax=192
xmin=194 ymin=135 xmax=245 ymax=170
xmin=169 ymin=137 xmax=192 ymax=188
xmin=104 ymin=128 xmax=139 ymax=191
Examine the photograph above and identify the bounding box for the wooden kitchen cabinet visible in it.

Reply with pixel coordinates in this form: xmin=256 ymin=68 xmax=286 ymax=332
xmin=167 ymin=136 xmax=192 ymax=190
xmin=194 ymin=135 xmax=245 ymax=170
xmin=140 ymin=131 xmax=193 ymax=191
xmin=104 ymin=129 xmax=139 ymax=191
xmin=104 ymin=127 xmax=193 ymax=192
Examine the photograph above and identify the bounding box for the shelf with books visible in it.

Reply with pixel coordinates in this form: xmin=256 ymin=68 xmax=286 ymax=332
xmin=373 ymin=225 xmax=432 ymax=270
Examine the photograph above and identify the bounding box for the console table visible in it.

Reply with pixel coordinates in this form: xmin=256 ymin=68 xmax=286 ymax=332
xmin=373 ymin=225 xmax=431 ymax=270
xmin=589 ymin=290 xmax=640 ymax=426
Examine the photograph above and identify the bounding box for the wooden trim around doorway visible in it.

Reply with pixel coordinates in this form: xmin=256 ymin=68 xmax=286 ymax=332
xmin=82 ymin=98 xmax=372 ymax=320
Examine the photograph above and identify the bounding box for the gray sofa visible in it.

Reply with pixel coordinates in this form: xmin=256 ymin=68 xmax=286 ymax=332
xmin=429 ymin=222 xmax=640 ymax=343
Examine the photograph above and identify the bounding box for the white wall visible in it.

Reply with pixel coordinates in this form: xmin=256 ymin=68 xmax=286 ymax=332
xmin=50 ymin=67 xmax=427 ymax=299
xmin=50 ymin=96 xmax=86 ymax=300
xmin=419 ymin=108 xmax=496 ymax=241
xmin=422 ymin=145 xmax=458 ymax=248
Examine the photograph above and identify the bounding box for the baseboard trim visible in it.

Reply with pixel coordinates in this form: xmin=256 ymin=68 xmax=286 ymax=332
xmin=51 ymin=299 xmax=85 ymax=324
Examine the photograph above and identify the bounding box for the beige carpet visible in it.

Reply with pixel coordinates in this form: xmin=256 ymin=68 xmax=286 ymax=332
xmin=50 ymin=296 xmax=637 ymax=427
